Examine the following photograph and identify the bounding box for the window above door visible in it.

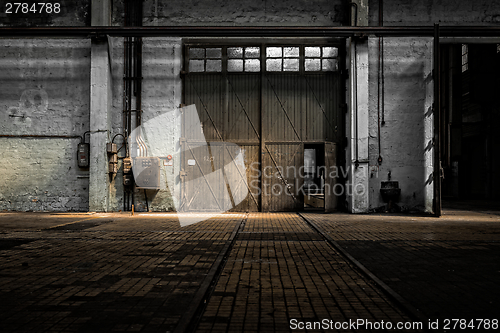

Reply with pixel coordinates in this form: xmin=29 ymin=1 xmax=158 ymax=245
xmin=185 ymin=45 xmax=339 ymax=74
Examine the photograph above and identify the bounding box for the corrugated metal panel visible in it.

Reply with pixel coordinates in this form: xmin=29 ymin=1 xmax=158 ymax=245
xmin=304 ymin=74 xmax=340 ymax=142
xmin=262 ymin=143 xmax=303 ymax=211
xmin=226 ymin=75 xmax=261 ymax=143
xmin=324 ymin=142 xmax=338 ymax=212
xmin=184 ymin=74 xmax=224 ymax=141
xmin=264 ymin=74 xmax=303 ymax=142
xmin=227 ymin=144 xmax=260 ymax=212
xmin=180 ymin=141 xmax=230 ymax=212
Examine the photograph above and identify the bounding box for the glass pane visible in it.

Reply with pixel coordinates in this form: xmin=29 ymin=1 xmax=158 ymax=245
xmin=206 ymin=59 xmax=222 ymax=72
xmin=245 ymin=59 xmax=260 ymax=72
xmin=266 ymin=47 xmax=282 ymax=58
xmin=322 ymin=58 xmax=337 ymax=71
xmin=206 ymin=48 xmax=222 ymax=59
xmin=228 ymin=47 xmax=243 ymax=58
xmin=189 ymin=48 xmax=204 ymax=59
xmin=283 ymin=58 xmax=299 ymax=71
xmin=245 ymin=47 xmax=260 ymax=58
xmin=305 ymin=47 xmax=320 ymax=57
xmin=228 ymin=59 xmax=243 ymax=72
xmin=305 ymin=59 xmax=321 ymax=71
xmin=266 ymin=59 xmax=282 ymax=71
xmin=283 ymin=47 xmax=299 ymax=58
xmin=322 ymin=47 xmax=338 ymax=58
xmin=189 ymin=60 xmax=205 ymax=72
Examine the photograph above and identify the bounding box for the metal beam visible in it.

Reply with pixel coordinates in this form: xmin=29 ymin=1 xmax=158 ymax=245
xmin=433 ymin=24 xmax=442 ymax=217
xmin=2 ymin=26 xmax=500 ymax=38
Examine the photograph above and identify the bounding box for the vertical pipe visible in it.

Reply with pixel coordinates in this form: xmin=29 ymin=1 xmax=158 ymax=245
xmin=353 ymin=39 xmax=359 ymax=169
xmin=259 ymin=43 xmax=265 ymax=212
xmin=378 ymin=0 xmax=383 ymax=27
xmin=377 ymin=36 xmax=382 ymax=165
xmin=377 ymin=0 xmax=384 ymax=164
xmin=433 ymin=24 xmax=442 ymax=216
xmin=381 ymin=37 xmax=385 ymax=125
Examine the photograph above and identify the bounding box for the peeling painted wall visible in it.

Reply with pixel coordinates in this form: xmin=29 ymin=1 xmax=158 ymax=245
xmin=0 ymin=39 xmax=91 ymax=211
xmin=367 ymin=37 xmax=433 ymax=212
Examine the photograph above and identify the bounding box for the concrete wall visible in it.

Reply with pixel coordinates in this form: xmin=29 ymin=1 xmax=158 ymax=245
xmin=366 ymin=37 xmax=433 ymax=212
xmin=369 ymin=0 xmax=500 ymax=26
xmin=0 ymin=39 xmax=91 ymax=211
xmin=0 ymin=1 xmax=90 ymax=27
xmin=107 ymin=38 xmax=182 ymax=212
xmin=113 ymin=0 xmax=347 ymax=26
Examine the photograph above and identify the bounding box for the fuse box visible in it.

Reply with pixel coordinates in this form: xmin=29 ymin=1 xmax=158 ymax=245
xmin=134 ymin=157 xmax=161 ymax=189
xmin=77 ymin=143 xmax=90 ymax=168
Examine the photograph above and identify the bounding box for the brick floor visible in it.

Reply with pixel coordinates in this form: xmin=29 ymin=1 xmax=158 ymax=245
xmin=1 ymin=209 xmax=499 ymax=332
xmin=302 ymin=209 xmax=500 ymax=326
xmin=196 ymin=213 xmax=413 ymax=333
xmin=0 ymin=212 xmax=243 ymax=332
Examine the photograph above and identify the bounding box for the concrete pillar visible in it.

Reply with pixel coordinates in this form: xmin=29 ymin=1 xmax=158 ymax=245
xmin=346 ymin=38 xmax=370 ymax=213
xmin=89 ymin=0 xmax=112 ymax=211
xmin=91 ymin=0 xmax=112 ymax=26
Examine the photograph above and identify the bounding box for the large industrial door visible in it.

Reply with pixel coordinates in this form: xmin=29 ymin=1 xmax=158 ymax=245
xmin=183 ymin=44 xmax=342 ymax=212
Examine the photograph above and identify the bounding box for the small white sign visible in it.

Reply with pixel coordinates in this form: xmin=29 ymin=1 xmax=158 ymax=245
xmin=163 ymin=159 xmax=173 ymax=166
xmin=188 ymin=159 xmax=196 ymax=166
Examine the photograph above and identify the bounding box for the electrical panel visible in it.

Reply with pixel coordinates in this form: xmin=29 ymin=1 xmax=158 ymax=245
xmin=134 ymin=157 xmax=161 ymax=189
xmin=107 ymin=143 xmax=117 ymax=154
xmin=77 ymin=143 xmax=90 ymax=168
xmin=123 ymin=157 xmax=133 ymax=186
xmin=107 ymin=142 xmax=118 ymax=174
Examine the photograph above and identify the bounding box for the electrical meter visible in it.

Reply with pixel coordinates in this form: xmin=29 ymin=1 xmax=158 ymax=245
xmin=77 ymin=143 xmax=90 ymax=168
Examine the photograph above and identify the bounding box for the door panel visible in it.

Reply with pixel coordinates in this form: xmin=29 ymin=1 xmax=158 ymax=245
xmin=324 ymin=142 xmax=338 ymax=212
xmin=262 ymin=143 xmax=303 ymax=211
xmin=183 ymin=45 xmax=342 ymax=212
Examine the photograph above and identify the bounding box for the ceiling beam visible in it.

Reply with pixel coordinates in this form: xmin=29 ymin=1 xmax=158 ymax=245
xmin=1 ymin=26 xmax=500 ymax=38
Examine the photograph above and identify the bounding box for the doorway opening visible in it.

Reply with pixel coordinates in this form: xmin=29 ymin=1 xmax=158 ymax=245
xmin=440 ymin=43 xmax=500 ymax=211
xmin=303 ymin=144 xmax=325 ymax=210
xmin=182 ymin=40 xmax=345 ymax=212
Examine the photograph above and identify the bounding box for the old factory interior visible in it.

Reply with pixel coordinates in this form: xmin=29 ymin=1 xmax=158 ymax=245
xmin=1 ymin=1 xmax=500 ymax=215
xmin=1 ymin=0 xmax=500 ymax=332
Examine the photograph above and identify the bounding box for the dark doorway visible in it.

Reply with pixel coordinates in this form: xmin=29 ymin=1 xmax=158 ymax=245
xmin=440 ymin=43 xmax=500 ymax=209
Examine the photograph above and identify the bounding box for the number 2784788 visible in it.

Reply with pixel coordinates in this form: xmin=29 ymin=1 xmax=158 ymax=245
xmin=5 ymin=3 xmax=61 ymax=14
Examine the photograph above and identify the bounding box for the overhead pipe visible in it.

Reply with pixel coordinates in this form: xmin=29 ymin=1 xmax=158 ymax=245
xmin=3 ymin=26 xmax=500 ymax=38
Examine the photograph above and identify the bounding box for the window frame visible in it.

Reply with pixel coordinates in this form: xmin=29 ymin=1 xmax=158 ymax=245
xmin=183 ymin=40 xmax=342 ymax=75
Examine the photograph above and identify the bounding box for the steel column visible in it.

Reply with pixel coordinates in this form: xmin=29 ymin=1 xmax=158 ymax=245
xmin=433 ymin=24 xmax=442 ymax=217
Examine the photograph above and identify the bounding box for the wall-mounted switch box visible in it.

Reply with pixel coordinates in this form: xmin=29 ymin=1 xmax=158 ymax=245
xmin=108 ymin=162 xmax=118 ymax=174
xmin=123 ymin=174 xmax=132 ymax=186
xmin=110 ymin=154 xmax=118 ymax=164
xmin=77 ymin=143 xmax=90 ymax=168
xmin=134 ymin=157 xmax=161 ymax=189
xmin=123 ymin=157 xmax=132 ymax=174
xmin=107 ymin=143 xmax=117 ymax=154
